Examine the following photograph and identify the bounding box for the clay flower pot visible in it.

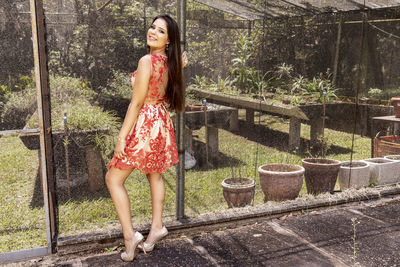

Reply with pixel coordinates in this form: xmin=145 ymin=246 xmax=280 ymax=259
xmin=338 ymin=161 xmax=370 ymax=190
xmin=302 ymin=158 xmax=341 ymax=195
xmin=221 ymin=178 xmax=255 ymax=208
xmin=391 ymin=97 xmax=400 ymax=118
xmin=258 ymin=163 xmax=304 ymax=202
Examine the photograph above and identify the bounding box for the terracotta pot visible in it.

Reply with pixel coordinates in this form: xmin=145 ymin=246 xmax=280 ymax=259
xmin=338 ymin=161 xmax=370 ymax=190
xmin=302 ymin=158 xmax=341 ymax=195
xmin=391 ymin=97 xmax=400 ymax=118
xmin=221 ymin=178 xmax=255 ymax=208
xmin=258 ymin=163 xmax=304 ymax=201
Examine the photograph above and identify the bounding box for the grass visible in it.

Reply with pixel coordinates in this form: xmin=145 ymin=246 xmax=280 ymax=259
xmin=0 ymin=136 xmax=46 ymax=252
xmin=0 ymin=109 xmax=372 ymax=253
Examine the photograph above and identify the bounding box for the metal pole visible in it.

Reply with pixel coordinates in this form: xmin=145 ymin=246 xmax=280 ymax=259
xmin=176 ymin=0 xmax=186 ymax=220
xmin=332 ymin=14 xmax=342 ymax=87
xmin=30 ymin=0 xmax=58 ymax=253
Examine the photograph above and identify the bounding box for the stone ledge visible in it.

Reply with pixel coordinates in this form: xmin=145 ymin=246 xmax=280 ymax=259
xmin=57 ymin=184 xmax=400 ymax=255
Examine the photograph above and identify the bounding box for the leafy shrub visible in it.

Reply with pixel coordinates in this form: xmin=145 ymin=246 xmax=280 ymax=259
xmin=2 ymin=74 xmax=120 ymax=159
xmin=0 ymin=77 xmax=37 ymax=129
xmin=98 ymin=70 xmax=132 ymax=99
xmin=367 ymin=88 xmax=383 ymax=99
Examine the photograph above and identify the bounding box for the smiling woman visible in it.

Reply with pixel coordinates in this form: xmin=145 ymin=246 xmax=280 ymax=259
xmin=104 ymin=14 xmax=186 ymax=262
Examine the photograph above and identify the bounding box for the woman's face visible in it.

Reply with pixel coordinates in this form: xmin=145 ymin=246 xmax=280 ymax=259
xmin=147 ymin=18 xmax=169 ymax=50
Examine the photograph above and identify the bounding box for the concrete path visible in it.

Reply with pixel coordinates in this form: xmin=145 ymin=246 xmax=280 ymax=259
xmin=6 ymin=196 xmax=400 ymax=266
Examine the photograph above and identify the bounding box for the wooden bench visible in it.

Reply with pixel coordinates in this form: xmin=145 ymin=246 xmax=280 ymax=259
xmin=190 ymin=88 xmax=314 ymax=150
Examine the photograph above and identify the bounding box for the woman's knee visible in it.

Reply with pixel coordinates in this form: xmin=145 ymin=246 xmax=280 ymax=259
xmin=105 ymin=171 xmax=113 ymax=187
xmin=149 ymin=173 xmax=162 ymax=181
xmin=105 ymin=170 xmax=122 ymax=188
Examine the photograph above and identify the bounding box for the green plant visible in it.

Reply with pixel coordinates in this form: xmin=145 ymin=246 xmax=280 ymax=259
xmin=290 ymin=95 xmax=303 ymax=106
xmin=100 ymin=70 xmax=132 ymax=99
xmin=16 ymin=75 xmax=121 ymax=159
xmin=251 ymin=70 xmax=275 ymax=99
xmin=276 ymin=63 xmax=293 ymax=81
xmin=230 ymin=35 xmax=257 ymax=93
xmin=367 ymin=88 xmax=383 ymax=99
xmin=214 ymin=76 xmax=234 ymax=91
xmin=192 ymin=75 xmax=209 ymax=91
xmin=291 ymin=75 xmax=307 ymax=94
xmin=301 ymin=76 xmax=337 ymax=103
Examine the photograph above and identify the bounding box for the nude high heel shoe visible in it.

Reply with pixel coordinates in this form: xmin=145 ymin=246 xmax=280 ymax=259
xmin=138 ymin=226 xmax=168 ymax=253
xmin=121 ymin=231 xmax=144 ymax=262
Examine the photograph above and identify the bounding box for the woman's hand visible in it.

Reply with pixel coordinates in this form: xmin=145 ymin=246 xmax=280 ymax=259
xmin=182 ymin=51 xmax=188 ymax=68
xmin=130 ymin=72 xmax=136 ymax=86
xmin=114 ymin=140 xmax=126 ymax=159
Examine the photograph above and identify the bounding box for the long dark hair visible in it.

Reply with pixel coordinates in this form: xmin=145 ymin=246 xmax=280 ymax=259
xmin=152 ymin=15 xmax=184 ymax=112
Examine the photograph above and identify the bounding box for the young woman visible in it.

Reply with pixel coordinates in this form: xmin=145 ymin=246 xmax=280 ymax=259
xmin=106 ymin=14 xmax=187 ymax=262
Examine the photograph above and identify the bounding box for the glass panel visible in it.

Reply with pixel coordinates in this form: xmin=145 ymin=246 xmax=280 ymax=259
xmin=43 ymin=0 xmax=175 ymax=237
xmin=41 ymin=0 xmax=400 ymax=241
xmin=0 ymin=0 xmax=47 ymax=252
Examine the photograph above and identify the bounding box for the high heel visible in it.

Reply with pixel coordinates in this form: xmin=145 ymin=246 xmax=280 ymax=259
xmin=121 ymin=231 xmax=144 ymax=262
xmin=138 ymin=226 xmax=168 ymax=253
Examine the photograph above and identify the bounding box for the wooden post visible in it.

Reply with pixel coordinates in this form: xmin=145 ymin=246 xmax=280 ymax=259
xmin=85 ymin=146 xmax=104 ymax=192
xmin=229 ymin=109 xmax=239 ymax=131
xmin=289 ymin=117 xmax=301 ymax=151
xmin=30 ymin=0 xmax=58 ymax=253
xmin=207 ymin=127 xmax=219 ymax=163
xmin=310 ymin=118 xmax=324 ymax=145
xmin=246 ymin=109 xmax=254 ymax=125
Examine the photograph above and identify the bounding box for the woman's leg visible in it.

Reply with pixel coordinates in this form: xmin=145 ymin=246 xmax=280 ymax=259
xmin=146 ymin=172 xmax=165 ymax=242
xmin=105 ymin=167 xmax=135 ymax=250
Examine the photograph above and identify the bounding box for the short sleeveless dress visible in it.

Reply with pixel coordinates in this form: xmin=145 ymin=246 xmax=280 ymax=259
xmin=108 ymin=53 xmax=179 ymax=174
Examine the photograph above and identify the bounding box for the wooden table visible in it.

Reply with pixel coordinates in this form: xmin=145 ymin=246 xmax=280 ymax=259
xmin=371 ymin=115 xmax=400 ymax=157
xmin=191 ymin=88 xmax=311 ymax=150
xmin=184 ymin=104 xmax=238 ymax=165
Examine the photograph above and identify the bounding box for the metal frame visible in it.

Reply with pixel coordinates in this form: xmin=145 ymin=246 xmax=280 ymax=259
xmin=0 ymin=1 xmax=55 ymax=262
xmin=0 ymin=0 xmax=61 ymax=262
xmin=0 ymin=247 xmax=48 ymax=264
xmin=176 ymin=0 xmax=187 ymax=220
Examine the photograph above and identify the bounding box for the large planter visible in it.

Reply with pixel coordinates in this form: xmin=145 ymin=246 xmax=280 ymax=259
xmin=384 ymin=155 xmax=400 ymax=182
xmin=391 ymin=97 xmax=400 ymax=118
xmin=384 ymin=155 xmax=400 ymax=161
xmin=338 ymin=161 xmax=370 ymax=190
xmin=258 ymin=163 xmax=304 ymax=201
xmin=302 ymin=158 xmax=341 ymax=195
xmin=361 ymin=158 xmax=398 ymax=185
xmin=221 ymin=178 xmax=255 ymax=208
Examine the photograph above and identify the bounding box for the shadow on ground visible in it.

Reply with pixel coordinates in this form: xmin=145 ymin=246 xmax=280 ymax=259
xmin=228 ymin=120 xmax=352 ymax=157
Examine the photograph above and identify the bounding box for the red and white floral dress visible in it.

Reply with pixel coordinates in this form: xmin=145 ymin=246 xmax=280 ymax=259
xmin=108 ymin=53 xmax=179 ymax=174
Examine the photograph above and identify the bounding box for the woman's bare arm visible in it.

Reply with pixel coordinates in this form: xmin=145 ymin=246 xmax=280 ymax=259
xmin=114 ymin=55 xmax=151 ymax=158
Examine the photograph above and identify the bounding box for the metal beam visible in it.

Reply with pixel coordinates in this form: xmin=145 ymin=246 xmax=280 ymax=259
xmin=0 ymin=247 xmax=48 ymax=264
xmin=194 ymin=0 xmax=264 ymax=20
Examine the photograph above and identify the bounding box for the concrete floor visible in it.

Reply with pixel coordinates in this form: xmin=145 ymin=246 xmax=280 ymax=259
xmin=7 ymin=195 xmax=400 ymax=267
